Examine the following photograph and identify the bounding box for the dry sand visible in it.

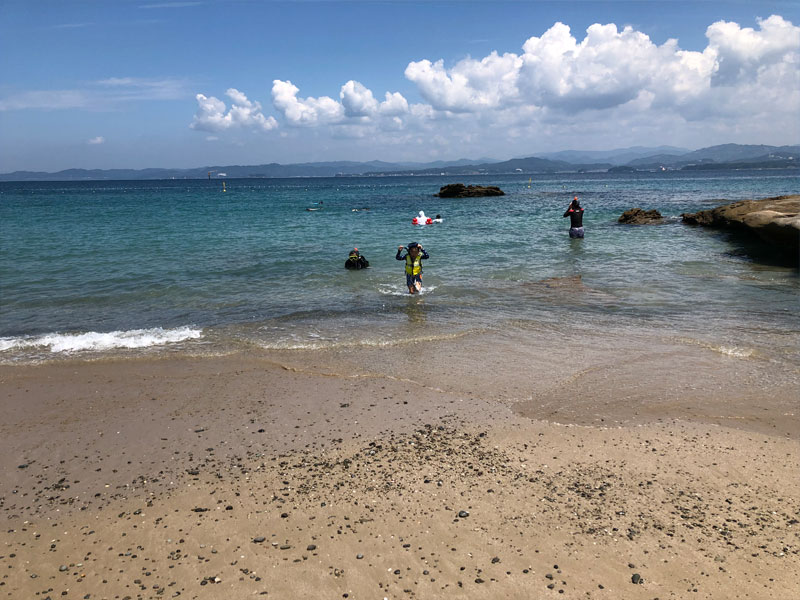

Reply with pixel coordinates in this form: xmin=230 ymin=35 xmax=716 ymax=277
xmin=1 ymin=354 xmax=799 ymax=599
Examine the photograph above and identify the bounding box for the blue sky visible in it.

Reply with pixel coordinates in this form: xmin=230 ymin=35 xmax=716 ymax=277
xmin=1 ymin=0 xmax=798 ymax=171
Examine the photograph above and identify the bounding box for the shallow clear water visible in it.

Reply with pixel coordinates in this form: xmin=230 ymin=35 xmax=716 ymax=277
xmin=1 ymin=171 xmax=798 ymax=372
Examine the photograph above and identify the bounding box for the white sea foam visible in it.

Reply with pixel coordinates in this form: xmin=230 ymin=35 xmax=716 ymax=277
xmin=713 ymin=345 xmax=756 ymax=359
xmin=673 ymin=336 xmax=757 ymax=360
xmin=255 ymin=328 xmax=472 ymax=351
xmin=0 ymin=326 xmax=203 ymax=353
xmin=378 ymin=283 xmax=437 ymax=296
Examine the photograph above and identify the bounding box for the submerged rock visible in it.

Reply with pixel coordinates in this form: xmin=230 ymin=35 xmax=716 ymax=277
xmin=436 ymin=183 xmax=505 ymax=198
xmin=618 ymin=208 xmax=664 ymax=224
xmin=681 ymin=195 xmax=799 ymax=264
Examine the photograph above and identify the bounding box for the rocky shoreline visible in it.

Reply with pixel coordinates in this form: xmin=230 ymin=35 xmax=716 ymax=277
xmin=681 ymin=194 xmax=799 ymax=264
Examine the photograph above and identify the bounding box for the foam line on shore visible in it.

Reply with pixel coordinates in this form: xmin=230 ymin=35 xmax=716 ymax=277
xmin=0 ymin=326 xmax=203 ymax=354
xmin=673 ymin=335 xmax=759 ymax=359
xmin=253 ymin=328 xmax=474 ymax=350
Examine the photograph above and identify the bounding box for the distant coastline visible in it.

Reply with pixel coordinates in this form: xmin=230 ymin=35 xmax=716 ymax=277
xmin=1 ymin=142 xmax=797 ymax=181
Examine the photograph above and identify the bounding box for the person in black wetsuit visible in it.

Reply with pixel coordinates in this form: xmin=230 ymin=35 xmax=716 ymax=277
xmin=563 ymin=196 xmax=585 ymax=238
xmin=344 ymin=248 xmax=369 ymax=269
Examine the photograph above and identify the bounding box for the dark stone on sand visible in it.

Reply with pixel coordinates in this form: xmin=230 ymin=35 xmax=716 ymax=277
xmin=191 ymin=507 xmax=208 ymax=512
xmin=357 ymin=554 xmax=364 ymax=559
xmin=491 ymin=557 xmax=500 ymax=564
xmin=253 ymin=536 xmax=266 ymax=543
xmin=618 ymin=208 xmax=664 ymax=224
xmin=458 ymin=510 xmax=469 ymax=518
xmin=681 ymin=195 xmax=799 ymax=264
xmin=436 ymin=183 xmax=505 ymax=198
xmin=307 ymin=544 xmax=317 ymax=551
xmin=632 ymin=573 xmax=642 ymax=584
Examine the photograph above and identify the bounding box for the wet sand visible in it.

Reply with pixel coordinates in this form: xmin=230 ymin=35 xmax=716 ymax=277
xmin=1 ymin=353 xmax=799 ymax=599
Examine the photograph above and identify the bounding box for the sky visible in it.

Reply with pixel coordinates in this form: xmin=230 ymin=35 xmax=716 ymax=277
xmin=1 ymin=0 xmax=799 ymax=172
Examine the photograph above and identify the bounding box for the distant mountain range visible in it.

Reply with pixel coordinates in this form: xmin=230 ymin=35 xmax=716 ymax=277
xmin=361 ymin=144 xmax=799 ymax=176
xmin=536 ymin=145 xmax=690 ymax=165
xmin=0 ymin=158 xmax=498 ymax=181
xmin=1 ymin=144 xmax=797 ymax=181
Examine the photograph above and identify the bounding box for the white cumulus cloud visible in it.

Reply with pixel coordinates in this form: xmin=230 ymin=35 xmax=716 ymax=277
xmin=402 ymin=15 xmax=800 ymax=124
xmin=379 ymin=91 xmax=410 ymax=116
xmin=188 ymin=15 xmax=799 ymax=155
xmin=87 ymin=136 xmax=105 ymax=145
xmin=270 ymin=79 xmax=410 ymax=129
xmin=340 ymin=80 xmax=379 ymax=117
xmin=271 ymin=80 xmax=345 ymax=126
xmin=705 ymin=15 xmax=800 ymax=85
xmin=405 ymin=50 xmax=522 ymax=112
xmin=190 ymin=88 xmax=278 ymax=132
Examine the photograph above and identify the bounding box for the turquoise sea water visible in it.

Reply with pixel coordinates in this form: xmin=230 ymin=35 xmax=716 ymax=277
xmin=1 ymin=171 xmax=798 ymax=377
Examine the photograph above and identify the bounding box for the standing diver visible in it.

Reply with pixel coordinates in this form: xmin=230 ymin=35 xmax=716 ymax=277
xmin=396 ymin=242 xmax=429 ymax=294
xmin=563 ymin=196 xmax=585 ymax=238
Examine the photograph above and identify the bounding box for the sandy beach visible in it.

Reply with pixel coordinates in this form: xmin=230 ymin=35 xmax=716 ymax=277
xmin=3 ymin=0 xmax=800 ymax=595
xmin=2 ymin=351 xmax=798 ymax=600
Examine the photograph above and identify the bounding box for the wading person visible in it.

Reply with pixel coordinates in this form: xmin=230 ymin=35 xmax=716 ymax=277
xmin=396 ymin=242 xmax=429 ymax=294
xmin=564 ymin=196 xmax=585 ymax=238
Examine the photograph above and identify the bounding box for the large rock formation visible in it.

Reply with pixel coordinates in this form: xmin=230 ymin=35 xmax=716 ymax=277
xmin=436 ymin=183 xmax=505 ymax=198
xmin=618 ymin=208 xmax=664 ymax=224
xmin=681 ymin=195 xmax=799 ymax=264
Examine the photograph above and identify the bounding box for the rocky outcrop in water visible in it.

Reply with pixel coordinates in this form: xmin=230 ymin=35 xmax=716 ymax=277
xmin=618 ymin=208 xmax=664 ymax=224
xmin=436 ymin=183 xmax=505 ymax=198
xmin=681 ymin=195 xmax=799 ymax=264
